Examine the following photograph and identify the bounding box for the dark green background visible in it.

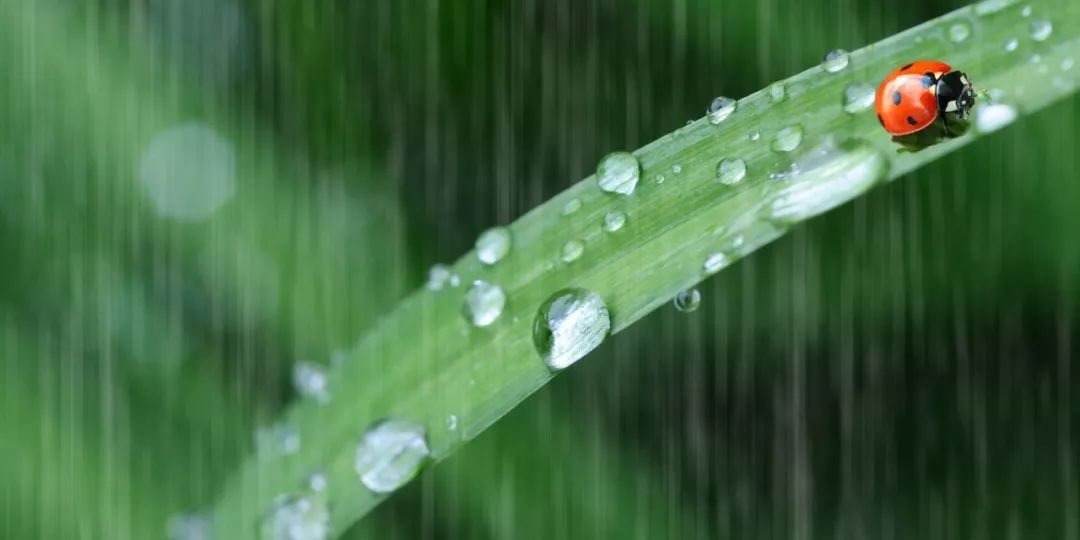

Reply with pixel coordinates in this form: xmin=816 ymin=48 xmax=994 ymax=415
xmin=0 ymin=0 xmax=1076 ymax=538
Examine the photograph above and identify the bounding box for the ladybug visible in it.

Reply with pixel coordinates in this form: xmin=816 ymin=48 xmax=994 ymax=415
xmin=875 ymin=60 xmax=976 ymax=136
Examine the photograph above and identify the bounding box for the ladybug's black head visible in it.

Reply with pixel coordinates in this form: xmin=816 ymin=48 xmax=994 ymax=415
xmin=938 ymin=70 xmax=976 ymax=118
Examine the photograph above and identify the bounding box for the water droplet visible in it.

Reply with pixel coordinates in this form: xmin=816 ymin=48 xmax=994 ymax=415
xmin=308 ymin=473 xmax=327 ymax=492
xmin=768 ymin=138 xmax=890 ymax=223
xmin=561 ymin=240 xmax=584 ymax=263
xmin=975 ymin=103 xmax=1018 ymax=133
xmin=842 ymin=82 xmax=876 ymax=114
xmin=673 ymin=289 xmax=701 ymax=313
xmin=260 ymin=495 xmax=329 ymax=540
xmin=1030 ymin=19 xmax=1052 ymax=42
xmin=354 ymin=419 xmax=430 ymax=494
xmin=769 ymin=83 xmax=786 ymax=103
xmin=562 ymin=198 xmax=582 ymax=215
xmin=987 ymin=88 xmax=1007 ymax=101
xmin=655 ymin=174 xmax=666 ymax=184
xmin=732 ymin=236 xmax=745 ymax=249
xmin=447 ymin=415 xmax=458 ymax=431
xmin=293 ymin=362 xmax=331 ymax=404
xmin=1004 ymin=37 xmax=1019 ymax=52
xmin=1062 ymin=58 xmax=1075 ymax=71
xmin=596 ymin=152 xmax=640 ymax=195
xmin=771 ymin=125 xmax=804 ymax=153
xmin=672 ymin=164 xmax=683 ymax=174
xmin=139 ymin=123 xmax=236 ymax=221
xmin=462 ymin=280 xmax=506 ymax=327
xmin=948 ymin=22 xmax=971 ymax=43
xmin=748 ymin=131 xmax=761 ymax=141
xmin=703 ymin=253 xmax=729 ymax=274
xmin=427 ymin=265 xmax=452 ymax=291
xmin=822 ymin=49 xmax=850 ymax=73
xmin=257 ymin=424 xmax=300 ymax=456
xmin=974 ymin=0 xmax=1009 ymax=15
xmin=448 ymin=274 xmax=461 ymax=287
xmin=475 ymin=227 xmax=511 ymax=265
xmin=603 ymin=210 xmax=626 ymax=233
xmin=707 ymin=97 xmax=737 ymax=125
xmin=716 ymin=158 xmax=747 ymax=185
xmin=532 ymin=288 xmax=611 ymax=371
xmin=1021 ymin=5 xmax=1032 ymax=16
xmin=167 ymin=513 xmax=212 ymax=540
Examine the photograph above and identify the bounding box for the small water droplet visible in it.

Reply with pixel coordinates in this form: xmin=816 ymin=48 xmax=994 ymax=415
xmin=261 ymin=495 xmax=329 ymax=540
xmin=533 ymin=288 xmax=611 ymax=371
xmin=768 ymin=138 xmax=890 ymax=223
xmin=475 ymin=226 xmax=512 ymax=265
xmin=1004 ymin=37 xmax=1019 ymax=52
xmin=769 ymin=83 xmax=786 ymax=103
xmin=448 ymin=274 xmax=461 ymax=288
xmin=596 ymin=152 xmax=640 ymax=195
xmin=716 ymin=158 xmax=747 ymax=185
xmin=822 ymin=49 xmax=850 ymax=73
xmin=1062 ymin=58 xmax=1075 ymax=71
xmin=672 ymin=164 xmax=682 ymax=174
xmin=706 ymin=96 xmax=737 ymax=125
xmin=732 ymin=236 xmax=745 ymax=249
xmin=842 ymin=82 xmax=876 ymax=114
xmin=308 ymin=473 xmax=327 ymax=492
xmin=686 ymin=119 xmax=694 ymax=126
xmin=426 ymin=265 xmax=452 ymax=291
xmin=948 ymin=22 xmax=971 ymax=43
xmin=258 ymin=424 xmax=300 ymax=456
xmin=974 ymin=0 xmax=1009 ymax=15
xmin=603 ymin=210 xmax=627 ymax=233
xmin=447 ymin=415 xmax=458 ymax=431
xmin=703 ymin=253 xmax=729 ymax=274
xmin=1029 ymin=19 xmax=1052 ymax=42
xmin=167 ymin=513 xmax=212 ymax=540
xmin=748 ymin=131 xmax=761 ymax=141
xmin=562 ymin=198 xmax=582 ymax=215
xmin=1021 ymin=5 xmax=1032 ymax=17
xmin=771 ymin=125 xmax=804 ymax=153
xmin=354 ymin=419 xmax=431 ymax=494
xmin=293 ymin=362 xmax=331 ymax=404
xmin=655 ymin=174 xmax=666 ymax=184
xmin=561 ymin=240 xmax=584 ymax=263
xmin=673 ymin=289 xmax=701 ymax=313
xmin=462 ymin=280 xmax=506 ymax=327
xmin=975 ymin=103 xmax=1018 ymax=133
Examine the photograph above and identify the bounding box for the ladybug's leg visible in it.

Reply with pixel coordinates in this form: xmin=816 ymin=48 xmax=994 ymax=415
xmin=941 ymin=112 xmax=952 ymax=137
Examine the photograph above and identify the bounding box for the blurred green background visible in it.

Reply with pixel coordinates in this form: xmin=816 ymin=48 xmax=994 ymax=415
xmin=1 ymin=0 xmax=1077 ymax=538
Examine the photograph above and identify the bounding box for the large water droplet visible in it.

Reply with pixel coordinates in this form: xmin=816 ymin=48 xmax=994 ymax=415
xmin=426 ymin=264 xmax=452 ymax=291
xmin=167 ymin=513 xmax=212 ymax=540
xmin=596 ymin=152 xmax=640 ymax=195
xmin=771 ymin=125 xmax=804 ymax=152
xmin=475 ymin=226 xmax=512 ymax=265
xmin=533 ymin=288 xmax=611 ymax=370
xmin=561 ymin=240 xmax=585 ymax=263
xmin=768 ymin=139 xmax=890 ymax=223
xmin=948 ymin=22 xmax=972 ymax=43
xmin=716 ymin=158 xmax=747 ymax=185
xmin=842 ymin=83 xmax=876 ymax=114
xmin=138 ymin=123 xmax=236 ymax=221
xmin=706 ymin=97 xmax=737 ymax=125
xmin=703 ymin=253 xmax=729 ymax=274
xmin=260 ymin=495 xmax=329 ymax=540
xmin=1004 ymin=37 xmax=1019 ymax=52
xmin=462 ymin=280 xmax=506 ymax=327
xmin=975 ymin=103 xmax=1018 ymax=133
xmin=673 ymin=289 xmax=701 ymax=313
xmin=822 ymin=49 xmax=850 ymax=73
xmin=562 ymin=198 xmax=582 ymax=215
xmin=769 ymin=83 xmax=787 ymax=103
xmin=354 ymin=419 xmax=431 ymax=494
xmin=1030 ymin=19 xmax=1052 ymax=42
xmin=293 ymin=362 xmax=331 ymax=404
xmin=603 ymin=210 xmax=626 ymax=233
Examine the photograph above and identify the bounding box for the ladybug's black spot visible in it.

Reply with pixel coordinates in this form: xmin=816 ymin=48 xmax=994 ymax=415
xmin=901 ymin=63 xmax=914 ymax=71
xmin=906 ymin=115 xmax=918 ymax=125
xmin=892 ymin=91 xmax=902 ymax=105
xmin=921 ymin=74 xmax=934 ymax=88
xmin=877 ymin=114 xmax=885 ymax=127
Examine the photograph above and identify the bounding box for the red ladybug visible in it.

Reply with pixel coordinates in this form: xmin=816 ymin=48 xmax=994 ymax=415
xmin=875 ymin=60 xmax=976 ymax=136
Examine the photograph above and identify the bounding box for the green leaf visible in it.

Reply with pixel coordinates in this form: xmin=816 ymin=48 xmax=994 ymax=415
xmin=211 ymin=0 xmax=1080 ymax=535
